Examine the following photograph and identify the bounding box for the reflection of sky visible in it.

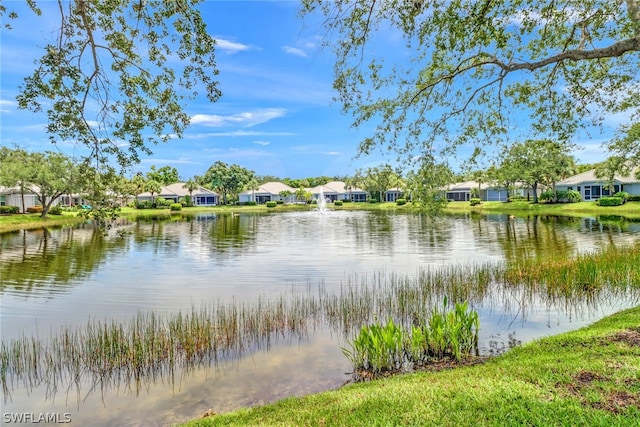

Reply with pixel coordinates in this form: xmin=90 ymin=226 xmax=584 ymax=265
xmin=2 ymin=212 xmax=640 ymax=425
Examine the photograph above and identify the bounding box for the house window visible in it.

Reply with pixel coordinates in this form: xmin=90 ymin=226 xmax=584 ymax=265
xmin=591 ymin=186 xmax=601 ymax=198
xmin=0 ymin=195 xmax=5 ymax=206
xmin=567 ymin=187 xmax=573 ymax=191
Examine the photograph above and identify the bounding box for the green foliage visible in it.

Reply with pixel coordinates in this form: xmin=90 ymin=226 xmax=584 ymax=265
xmin=342 ymin=300 xmax=480 ymax=378
xmin=334 ymin=200 xmax=343 ymax=206
xmin=613 ymin=191 xmax=629 ymax=202
xmin=146 ymin=165 xmax=180 ymax=185
xmin=4 ymin=0 xmax=221 ymax=169
xmin=266 ymin=201 xmax=277 ymax=208
xmin=276 ymin=200 xmax=284 ymax=204
xmin=539 ymin=189 xmax=555 ymax=202
xmin=395 ymin=198 xmax=407 ymax=206
xmin=0 ymin=206 xmax=19 ymax=214
xmin=154 ymin=197 xmax=171 ymax=208
xmin=598 ymin=196 xmax=624 ymax=206
xmin=300 ymin=0 xmax=639 ymax=169
xmin=48 ymin=205 xmax=63 ymax=215
xmin=469 ymin=198 xmax=481 ymax=206
xmin=565 ymin=190 xmax=582 ymax=203
xmin=202 ymin=161 xmax=255 ymax=205
xmin=628 ymin=195 xmax=640 ymax=202
xmin=170 ymin=203 xmax=182 ymax=211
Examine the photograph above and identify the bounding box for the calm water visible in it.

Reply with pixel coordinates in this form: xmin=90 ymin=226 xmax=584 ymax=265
xmin=1 ymin=211 xmax=639 ymax=426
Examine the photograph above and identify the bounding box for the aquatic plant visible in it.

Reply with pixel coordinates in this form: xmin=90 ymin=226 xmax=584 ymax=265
xmin=342 ymin=299 xmax=480 ymax=378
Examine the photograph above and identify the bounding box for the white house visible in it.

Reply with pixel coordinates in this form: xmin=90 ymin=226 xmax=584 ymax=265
xmin=238 ymin=182 xmax=297 ymax=204
xmin=445 ymin=181 xmax=538 ymax=202
xmin=138 ymin=183 xmax=219 ymax=206
xmin=555 ymin=168 xmax=640 ymax=201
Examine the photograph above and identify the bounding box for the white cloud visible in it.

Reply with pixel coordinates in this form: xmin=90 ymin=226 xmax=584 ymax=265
xmin=282 ymin=46 xmax=308 ymax=58
xmin=215 ymin=38 xmax=252 ymax=53
xmin=190 ymin=108 xmax=287 ymax=128
xmin=323 ymin=151 xmax=343 ymax=156
xmin=0 ymin=99 xmax=16 ymax=113
xmin=252 ymin=140 xmax=271 ymax=146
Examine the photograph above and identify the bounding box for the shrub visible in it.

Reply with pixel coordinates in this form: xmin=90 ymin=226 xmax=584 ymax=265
xmin=613 ymin=191 xmax=629 ymax=202
xmin=342 ymin=199 xmax=352 ymax=203
xmin=565 ymin=189 xmax=582 ymax=203
xmin=334 ymin=200 xmax=343 ymax=206
xmin=155 ymin=197 xmax=171 ymax=208
xmin=170 ymin=203 xmax=182 ymax=211
xmin=244 ymin=201 xmax=257 ymax=206
xmin=137 ymin=201 xmax=153 ymax=209
xmin=311 ymin=199 xmax=317 ymax=205
xmin=598 ymin=196 xmax=624 ymax=206
xmin=628 ymin=194 xmax=640 ymax=202
xmin=539 ymin=190 xmax=554 ymax=202
xmin=469 ymin=198 xmax=481 ymax=206
xmin=396 ymin=198 xmax=407 ymax=206
xmin=266 ymin=201 xmax=277 ymax=208
xmin=0 ymin=205 xmax=19 ymax=214
xmin=48 ymin=205 xmax=63 ymax=215
xmin=276 ymin=200 xmax=284 ymax=204
xmin=26 ymin=206 xmax=43 ymax=214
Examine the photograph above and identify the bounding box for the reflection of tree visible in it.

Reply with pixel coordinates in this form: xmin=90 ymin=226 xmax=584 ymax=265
xmin=0 ymin=226 xmax=125 ymax=295
xmin=472 ymin=215 xmax=577 ymax=263
xmin=208 ymin=214 xmax=257 ymax=254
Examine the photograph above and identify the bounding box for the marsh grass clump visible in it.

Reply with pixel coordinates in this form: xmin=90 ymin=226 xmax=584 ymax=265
xmin=342 ymin=299 xmax=480 ymax=379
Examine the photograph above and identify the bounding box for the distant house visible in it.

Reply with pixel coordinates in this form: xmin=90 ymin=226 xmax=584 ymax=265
xmin=384 ymin=187 xmax=406 ymax=202
xmin=138 ymin=183 xmax=219 ymax=206
xmin=238 ymin=182 xmax=297 ymax=204
xmin=445 ymin=181 xmax=538 ymax=202
xmin=312 ymin=181 xmax=368 ymax=202
xmin=555 ymin=168 xmax=640 ymax=201
xmin=0 ymin=185 xmax=66 ymax=211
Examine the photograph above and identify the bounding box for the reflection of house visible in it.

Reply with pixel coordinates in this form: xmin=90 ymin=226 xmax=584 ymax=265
xmin=555 ymin=168 xmax=640 ymax=201
xmin=138 ymin=183 xmax=219 ymax=206
xmin=445 ymin=181 xmax=537 ymax=202
xmin=238 ymin=182 xmax=297 ymax=204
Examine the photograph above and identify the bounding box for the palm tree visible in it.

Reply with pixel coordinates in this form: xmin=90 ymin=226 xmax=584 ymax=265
xmin=279 ymin=190 xmax=292 ymax=204
xmin=183 ymin=178 xmax=199 ymax=206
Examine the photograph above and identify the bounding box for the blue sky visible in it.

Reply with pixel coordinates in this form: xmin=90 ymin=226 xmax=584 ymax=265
xmin=0 ymin=1 xmax=625 ymax=180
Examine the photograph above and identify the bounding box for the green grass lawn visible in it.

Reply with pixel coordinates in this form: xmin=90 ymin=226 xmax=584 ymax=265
xmin=444 ymin=200 xmax=640 ymax=219
xmin=182 ymin=306 xmax=640 ymax=426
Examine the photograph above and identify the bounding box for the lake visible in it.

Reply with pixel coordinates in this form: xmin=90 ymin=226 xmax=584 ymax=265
xmin=1 ymin=210 xmax=639 ymax=426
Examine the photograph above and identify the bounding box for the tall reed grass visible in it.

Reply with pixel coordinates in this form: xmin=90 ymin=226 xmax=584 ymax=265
xmin=2 ymin=243 xmax=640 ymax=401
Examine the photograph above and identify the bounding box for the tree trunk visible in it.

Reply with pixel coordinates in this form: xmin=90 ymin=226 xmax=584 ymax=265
xmin=532 ymin=182 xmax=539 ymax=203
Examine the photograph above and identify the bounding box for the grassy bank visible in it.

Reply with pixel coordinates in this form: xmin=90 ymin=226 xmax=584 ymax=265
xmin=444 ymin=200 xmax=640 ymax=219
xmin=183 ymin=306 xmax=640 ymax=426
xmin=0 ymin=212 xmax=84 ymax=233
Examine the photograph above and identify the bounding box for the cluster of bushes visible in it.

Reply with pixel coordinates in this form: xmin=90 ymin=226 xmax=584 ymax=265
xmin=0 ymin=205 xmax=20 ymax=214
xmin=266 ymin=201 xmax=277 ymax=208
xmin=395 ymin=198 xmax=407 ymax=206
xmin=334 ymin=200 xmax=343 ymax=206
xmin=469 ymin=198 xmax=481 ymax=206
xmin=628 ymin=194 xmax=640 ymax=202
xmin=598 ymin=191 xmax=629 ymax=207
xmin=170 ymin=203 xmax=182 ymax=211
xmin=48 ymin=205 xmax=63 ymax=215
xmin=540 ymin=189 xmax=582 ymax=203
